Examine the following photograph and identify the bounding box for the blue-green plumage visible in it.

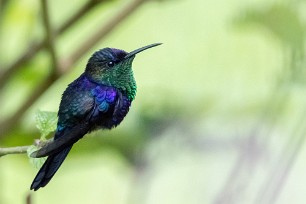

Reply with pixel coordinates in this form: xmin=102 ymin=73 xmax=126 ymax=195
xmin=30 ymin=43 xmax=161 ymax=191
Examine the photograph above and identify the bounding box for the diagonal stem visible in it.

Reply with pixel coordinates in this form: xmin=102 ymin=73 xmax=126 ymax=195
xmin=0 ymin=0 xmax=105 ymax=90
xmin=41 ymin=0 xmax=59 ymax=74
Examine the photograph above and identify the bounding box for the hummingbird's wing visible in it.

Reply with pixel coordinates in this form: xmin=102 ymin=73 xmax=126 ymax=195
xmin=30 ymin=104 xmax=98 ymax=190
xmin=31 ymin=75 xmax=96 ymax=157
xmin=31 ymin=76 xmax=121 ymax=158
xmin=30 ymin=100 xmax=98 ymax=190
xmin=30 ymin=120 xmax=91 ymax=158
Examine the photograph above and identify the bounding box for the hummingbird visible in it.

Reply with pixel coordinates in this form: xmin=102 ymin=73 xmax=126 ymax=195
xmin=30 ymin=43 xmax=161 ymax=191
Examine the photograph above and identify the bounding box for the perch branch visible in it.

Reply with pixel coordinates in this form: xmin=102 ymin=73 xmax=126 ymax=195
xmin=0 ymin=146 xmax=30 ymax=157
xmin=0 ymin=138 xmax=52 ymax=157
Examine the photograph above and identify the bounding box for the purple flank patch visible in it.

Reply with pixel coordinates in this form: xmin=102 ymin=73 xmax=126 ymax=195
xmin=106 ymin=89 xmax=116 ymax=103
xmin=91 ymin=86 xmax=117 ymax=113
xmin=82 ymin=76 xmax=93 ymax=88
xmin=91 ymin=86 xmax=100 ymax=96
xmin=98 ymin=101 xmax=109 ymax=112
xmin=96 ymin=91 xmax=106 ymax=102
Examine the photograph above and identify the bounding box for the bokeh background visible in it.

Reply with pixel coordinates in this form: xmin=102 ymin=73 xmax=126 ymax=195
xmin=1 ymin=0 xmax=306 ymax=203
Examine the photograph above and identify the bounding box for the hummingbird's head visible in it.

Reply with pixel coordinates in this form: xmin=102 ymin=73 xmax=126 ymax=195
xmin=85 ymin=43 xmax=161 ymax=100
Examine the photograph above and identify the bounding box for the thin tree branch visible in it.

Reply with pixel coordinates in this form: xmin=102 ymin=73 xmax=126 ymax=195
xmin=41 ymin=0 xmax=58 ymax=74
xmin=254 ymin=108 xmax=306 ymax=204
xmin=0 ymin=146 xmax=30 ymax=157
xmin=57 ymin=0 xmax=108 ymax=34
xmin=0 ymin=76 xmax=56 ymax=137
xmin=0 ymin=0 xmax=150 ymax=138
xmin=26 ymin=194 xmax=32 ymax=204
xmin=0 ymin=138 xmax=52 ymax=157
xmin=0 ymin=43 xmax=42 ymax=90
xmin=0 ymin=0 xmax=105 ymax=90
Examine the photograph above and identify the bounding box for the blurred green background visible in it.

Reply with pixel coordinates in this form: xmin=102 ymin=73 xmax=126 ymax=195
xmin=1 ymin=0 xmax=306 ymax=203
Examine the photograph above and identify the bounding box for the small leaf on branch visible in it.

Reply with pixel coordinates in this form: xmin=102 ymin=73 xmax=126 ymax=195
xmin=27 ymin=145 xmax=47 ymax=169
xmin=35 ymin=110 xmax=57 ymax=139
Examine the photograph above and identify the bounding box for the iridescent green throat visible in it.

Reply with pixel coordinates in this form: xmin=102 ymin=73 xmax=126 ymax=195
xmin=86 ymin=58 xmax=137 ymax=101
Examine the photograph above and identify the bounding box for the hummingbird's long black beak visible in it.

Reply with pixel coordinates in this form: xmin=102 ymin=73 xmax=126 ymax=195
xmin=124 ymin=43 xmax=162 ymax=59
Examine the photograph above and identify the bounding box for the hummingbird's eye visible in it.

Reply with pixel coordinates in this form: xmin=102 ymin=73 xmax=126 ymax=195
xmin=107 ymin=61 xmax=115 ymax=68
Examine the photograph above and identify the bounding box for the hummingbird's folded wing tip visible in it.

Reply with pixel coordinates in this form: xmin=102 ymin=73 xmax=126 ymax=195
xmin=30 ymin=151 xmax=38 ymax=158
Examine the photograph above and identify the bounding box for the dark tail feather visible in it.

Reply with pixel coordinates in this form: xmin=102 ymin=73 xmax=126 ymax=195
xmin=30 ymin=145 xmax=72 ymax=191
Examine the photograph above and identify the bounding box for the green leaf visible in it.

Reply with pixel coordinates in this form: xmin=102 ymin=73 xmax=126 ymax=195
xmin=27 ymin=145 xmax=47 ymax=169
xmin=35 ymin=110 xmax=57 ymax=139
